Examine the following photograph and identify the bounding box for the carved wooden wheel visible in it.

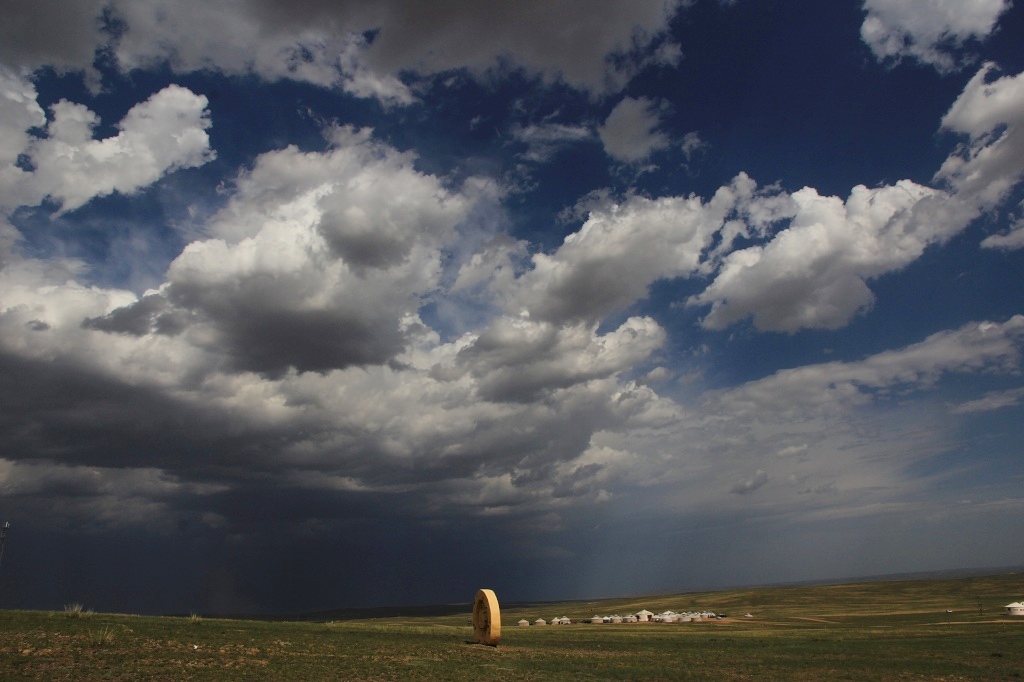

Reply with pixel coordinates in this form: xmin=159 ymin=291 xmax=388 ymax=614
xmin=472 ymin=588 xmax=501 ymax=646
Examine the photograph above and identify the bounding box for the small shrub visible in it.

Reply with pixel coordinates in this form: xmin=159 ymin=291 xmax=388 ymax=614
xmin=64 ymin=603 xmax=95 ymax=619
xmin=90 ymin=625 xmax=116 ymax=647
xmin=189 ymin=613 xmax=203 ymax=625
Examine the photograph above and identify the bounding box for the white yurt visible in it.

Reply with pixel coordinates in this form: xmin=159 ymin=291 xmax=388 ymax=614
xmin=590 ymin=615 xmax=603 ymax=624
xmin=534 ymin=618 xmax=547 ymax=626
xmin=609 ymin=615 xmax=622 ymax=624
xmin=636 ymin=609 xmax=653 ymax=622
xmin=1006 ymin=602 xmax=1024 ymax=616
xmin=518 ymin=619 xmax=530 ymax=627
xmin=624 ymin=615 xmax=638 ymax=623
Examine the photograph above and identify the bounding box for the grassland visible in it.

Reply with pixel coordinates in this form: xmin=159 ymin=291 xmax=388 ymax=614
xmin=2 ymin=572 xmax=1023 ymax=680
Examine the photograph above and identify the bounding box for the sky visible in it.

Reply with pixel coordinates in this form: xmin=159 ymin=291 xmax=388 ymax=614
xmin=1 ymin=0 xmax=1023 ymax=615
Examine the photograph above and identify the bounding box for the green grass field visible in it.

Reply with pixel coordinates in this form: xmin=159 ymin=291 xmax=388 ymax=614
xmin=2 ymin=572 xmax=1022 ymax=680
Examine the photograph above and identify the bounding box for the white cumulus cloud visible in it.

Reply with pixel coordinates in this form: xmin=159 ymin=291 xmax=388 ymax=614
xmin=0 ymin=82 xmax=214 ymax=213
xmin=690 ymin=181 xmax=976 ymax=332
xmin=981 ymin=215 xmax=1024 ymax=250
xmin=511 ymin=174 xmax=759 ymax=324
xmin=936 ymin=63 xmax=1024 ymax=210
xmin=599 ymin=96 xmax=672 ymax=163
xmin=861 ymin=0 xmax=1011 ymax=72
xmin=512 ymin=122 xmax=593 ymax=163
xmin=108 ymin=126 xmax=475 ymax=376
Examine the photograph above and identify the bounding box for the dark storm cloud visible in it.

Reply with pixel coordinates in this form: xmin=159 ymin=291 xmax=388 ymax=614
xmin=0 ymin=0 xmax=106 ymax=73
xmin=318 ymin=217 xmax=413 ymax=270
xmin=166 ymin=288 xmax=407 ymax=377
xmin=151 ymin=0 xmax=687 ymax=92
xmin=0 ymin=0 xmax=688 ymax=100
xmin=0 ymin=350 xmax=235 ymax=472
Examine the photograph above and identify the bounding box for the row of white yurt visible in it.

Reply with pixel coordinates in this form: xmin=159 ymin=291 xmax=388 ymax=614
xmin=526 ymin=616 xmax=573 ymax=625
xmin=520 ymin=609 xmax=722 ymax=627
xmin=584 ymin=609 xmax=722 ymax=624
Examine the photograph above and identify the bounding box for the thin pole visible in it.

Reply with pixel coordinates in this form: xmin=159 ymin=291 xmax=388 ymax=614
xmin=0 ymin=522 xmax=8 ymax=572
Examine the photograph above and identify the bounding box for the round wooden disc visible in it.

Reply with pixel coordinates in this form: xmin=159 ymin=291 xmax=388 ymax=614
xmin=472 ymin=588 xmax=501 ymax=646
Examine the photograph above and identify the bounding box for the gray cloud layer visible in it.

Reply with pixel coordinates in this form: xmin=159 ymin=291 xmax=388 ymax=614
xmin=1 ymin=0 xmax=687 ymax=100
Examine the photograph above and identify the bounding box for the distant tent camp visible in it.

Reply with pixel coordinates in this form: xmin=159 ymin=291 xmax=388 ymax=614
xmin=1007 ymin=602 xmax=1024 ymax=616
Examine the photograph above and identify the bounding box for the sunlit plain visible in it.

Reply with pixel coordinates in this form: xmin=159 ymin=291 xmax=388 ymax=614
xmin=2 ymin=573 xmax=1022 ymax=680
